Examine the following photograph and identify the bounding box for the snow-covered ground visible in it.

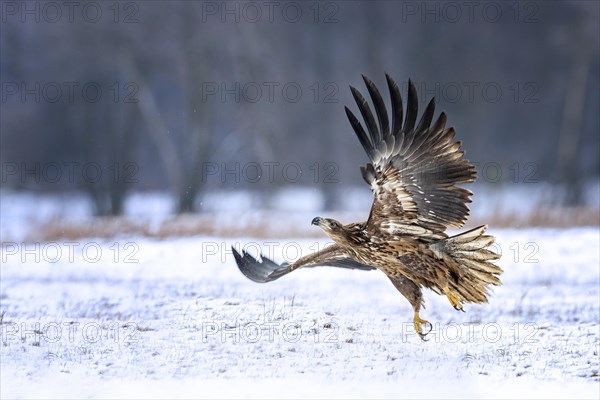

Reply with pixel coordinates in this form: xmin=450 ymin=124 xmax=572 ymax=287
xmin=1 ymin=224 xmax=599 ymax=398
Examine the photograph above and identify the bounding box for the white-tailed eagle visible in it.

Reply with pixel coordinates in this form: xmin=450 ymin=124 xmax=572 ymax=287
xmin=232 ymin=74 xmax=501 ymax=339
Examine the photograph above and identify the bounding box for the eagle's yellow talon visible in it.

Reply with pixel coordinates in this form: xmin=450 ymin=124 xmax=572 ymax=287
xmin=413 ymin=312 xmax=431 ymax=340
xmin=445 ymin=290 xmax=463 ymax=312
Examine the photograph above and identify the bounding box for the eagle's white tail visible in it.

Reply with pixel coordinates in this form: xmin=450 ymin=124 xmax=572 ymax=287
xmin=431 ymin=225 xmax=502 ymax=303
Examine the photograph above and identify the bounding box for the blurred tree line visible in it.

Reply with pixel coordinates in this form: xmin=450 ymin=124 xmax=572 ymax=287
xmin=1 ymin=1 xmax=598 ymax=215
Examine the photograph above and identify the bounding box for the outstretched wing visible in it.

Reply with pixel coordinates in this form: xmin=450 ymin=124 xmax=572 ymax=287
xmin=345 ymin=74 xmax=476 ymax=238
xmin=232 ymin=244 xmax=375 ymax=283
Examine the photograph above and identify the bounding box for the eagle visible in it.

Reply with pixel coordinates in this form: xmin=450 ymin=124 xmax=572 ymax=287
xmin=232 ymin=74 xmax=502 ymax=340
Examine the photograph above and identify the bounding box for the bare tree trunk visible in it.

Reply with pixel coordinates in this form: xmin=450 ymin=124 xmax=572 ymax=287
xmin=556 ymin=56 xmax=589 ymax=205
xmin=315 ymin=19 xmax=338 ymax=211
xmin=126 ymin=58 xmax=184 ymax=196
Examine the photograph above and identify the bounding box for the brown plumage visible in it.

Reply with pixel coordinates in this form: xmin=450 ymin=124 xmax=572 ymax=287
xmin=232 ymin=74 xmax=502 ymax=340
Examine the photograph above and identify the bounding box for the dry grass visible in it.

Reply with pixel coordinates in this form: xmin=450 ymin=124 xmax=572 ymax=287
xmin=31 ymin=216 xmax=152 ymax=241
xmin=13 ymin=205 xmax=599 ymax=243
xmin=24 ymin=214 xmax=326 ymax=243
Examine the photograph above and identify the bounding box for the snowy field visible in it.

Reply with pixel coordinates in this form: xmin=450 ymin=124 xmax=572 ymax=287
xmin=2 ymin=182 xmax=599 ymax=242
xmin=1 ymin=188 xmax=599 ymax=399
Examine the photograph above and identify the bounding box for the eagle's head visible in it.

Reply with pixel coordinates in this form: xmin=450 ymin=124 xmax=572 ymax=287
xmin=311 ymin=217 xmax=347 ymax=242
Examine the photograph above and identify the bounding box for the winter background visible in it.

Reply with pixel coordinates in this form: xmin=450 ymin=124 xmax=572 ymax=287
xmin=1 ymin=1 xmax=599 ymax=399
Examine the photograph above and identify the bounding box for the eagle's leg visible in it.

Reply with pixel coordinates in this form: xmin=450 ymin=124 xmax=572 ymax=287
xmin=388 ymin=274 xmax=431 ymax=340
xmin=413 ymin=312 xmax=431 ymax=340
xmin=444 ymin=288 xmax=465 ymax=312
